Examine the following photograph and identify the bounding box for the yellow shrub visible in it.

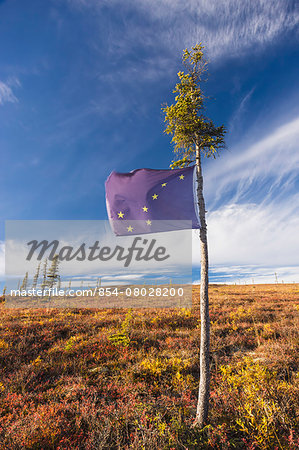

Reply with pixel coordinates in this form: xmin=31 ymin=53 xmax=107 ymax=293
xmin=32 ymin=355 xmax=42 ymax=367
xmin=220 ymin=358 xmax=290 ymax=448
xmin=179 ymin=308 xmax=191 ymax=318
xmin=229 ymin=306 xmax=252 ymax=330
xmin=261 ymin=323 xmax=275 ymax=339
xmin=140 ymin=356 xmax=191 ymax=383
xmin=0 ymin=339 xmax=9 ymax=350
xmin=64 ymin=335 xmax=83 ymax=351
xmin=140 ymin=357 xmax=167 ymax=376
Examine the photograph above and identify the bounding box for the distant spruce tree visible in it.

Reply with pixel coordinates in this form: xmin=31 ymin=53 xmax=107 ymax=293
xmin=47 ymin=254 xmax=60 ymax=289
xmin=32 ymin=261 xmax=41 ymax=290
xmin=20 ymin=272 xmax=28 ymax=291
xmin=41 ymin=259 xmax=48 ymax=292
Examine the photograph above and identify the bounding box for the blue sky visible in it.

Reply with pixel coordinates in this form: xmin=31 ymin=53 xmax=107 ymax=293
xmin=1 ymin=0 xmax=299 ymax=287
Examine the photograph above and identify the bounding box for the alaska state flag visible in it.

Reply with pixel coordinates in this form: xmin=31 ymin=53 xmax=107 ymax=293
xmin=105 ymin=165 xmax=200 ymax=235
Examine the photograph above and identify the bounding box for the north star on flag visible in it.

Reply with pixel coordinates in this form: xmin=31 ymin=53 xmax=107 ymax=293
xmin=105 ymin=165 xmax=200 ymax=235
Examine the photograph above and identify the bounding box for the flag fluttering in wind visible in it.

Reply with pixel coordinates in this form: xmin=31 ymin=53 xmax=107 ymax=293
xmin=105 ymin=165 xmax=200 ymax=236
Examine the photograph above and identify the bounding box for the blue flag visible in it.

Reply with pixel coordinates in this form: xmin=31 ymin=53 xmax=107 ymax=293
xmin=105 ymin=165 xmax=200 ymax=235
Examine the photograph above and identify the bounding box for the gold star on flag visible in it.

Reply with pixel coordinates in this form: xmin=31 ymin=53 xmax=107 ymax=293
xmin=179 ymin=175 xmax=184 ymax=180
xmin=118 ymin=211 xmax=124 ymax=218
xmin=152 ymin=194 xmax=158 ymax=200
xmin=146 ymin=220 xmax=152 ymax=225
xmin=161 ymin=182 xmax=167 ymax=187
xmin=127 ymin=225 xmax=133 ymax=232
xmin=142 ymin=206 xmax=148 ymax=212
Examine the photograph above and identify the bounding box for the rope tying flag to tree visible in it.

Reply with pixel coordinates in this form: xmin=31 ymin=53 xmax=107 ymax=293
xmin=105 ymin=166 xmax=200 ymax=235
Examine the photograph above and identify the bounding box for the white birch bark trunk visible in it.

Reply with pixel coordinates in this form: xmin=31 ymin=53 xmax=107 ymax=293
xmin=195 ymin=143 xmax=210 ymax=427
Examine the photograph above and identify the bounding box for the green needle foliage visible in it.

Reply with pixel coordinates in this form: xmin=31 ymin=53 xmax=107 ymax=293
xmin=108 ymin=309 xmax=133 ymax=347
xmin=162 ymin=44 xmax=226 ymax=168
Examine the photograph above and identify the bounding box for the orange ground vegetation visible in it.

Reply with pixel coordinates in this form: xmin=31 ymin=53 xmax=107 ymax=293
xmin=0 ymin=284 xmax=298 ymax=449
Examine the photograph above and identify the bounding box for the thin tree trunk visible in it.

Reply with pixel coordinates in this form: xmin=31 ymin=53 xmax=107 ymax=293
xmin=194 ymin=143 xmax=210 ymax=427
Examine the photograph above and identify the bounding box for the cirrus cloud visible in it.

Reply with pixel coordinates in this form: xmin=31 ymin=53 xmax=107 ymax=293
xmin=66 ymin=0 xmax=299 ymax=61
xmin=0 ymin=79 xmax=19 ymax=105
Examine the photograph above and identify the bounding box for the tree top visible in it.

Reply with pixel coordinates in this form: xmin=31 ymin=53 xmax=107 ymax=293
xmin=162 ymin=44 xmax=226 ymax=168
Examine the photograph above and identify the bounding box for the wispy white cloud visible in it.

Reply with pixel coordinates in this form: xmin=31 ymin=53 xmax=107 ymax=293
xmin=67 ymin=0 xmax=299 ymax=61
xmin=101 ymin=274 xmax=145 ymax=281
xmin=194 ymin=264 xmax=299 ymax=284
xmin=228 ymin=87 xmax=255 ymax=134
xmin=96 ymin=54 xmax=175 ymax=84
xmin=207 ymin=201 xmax=299 ymax=267
xmin=193 ymin=202 xmax=299 ymax=281
xmin=0 ymin=79 xmax=19 ymax=105
xmin=149 ymin=0 xmax=299 ymax=60
xmin=192 ymin=199 xmax=299 ymax=269
xmin=192 ymin=112 xmax=299 ymax=280
xmin=205 ymin=115 xmax=299 ymax=208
